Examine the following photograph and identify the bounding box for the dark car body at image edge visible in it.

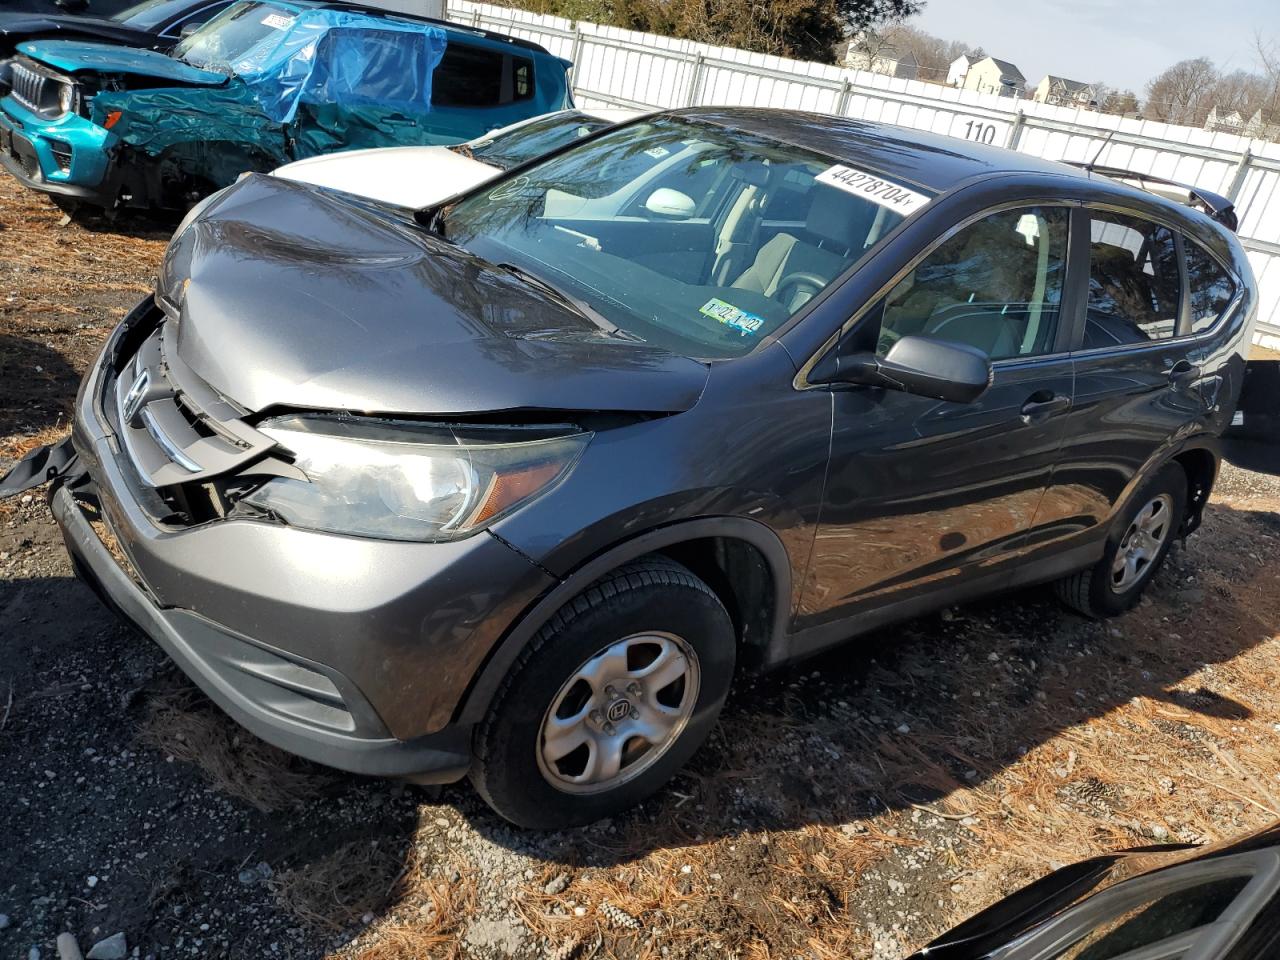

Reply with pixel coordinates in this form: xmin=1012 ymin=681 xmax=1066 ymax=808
xmin=0 ymin=0 xmax=237 ymax=57
xmin=11 ymin=108 xmax=1257 ymax=827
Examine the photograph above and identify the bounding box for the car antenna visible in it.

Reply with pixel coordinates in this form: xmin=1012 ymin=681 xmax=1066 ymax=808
xmin=1083 ymin=130 xmax=1115 ymax=174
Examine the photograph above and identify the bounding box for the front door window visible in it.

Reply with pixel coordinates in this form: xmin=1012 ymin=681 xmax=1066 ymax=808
xmin=877 ymin=205 xmax=1069 ymax=360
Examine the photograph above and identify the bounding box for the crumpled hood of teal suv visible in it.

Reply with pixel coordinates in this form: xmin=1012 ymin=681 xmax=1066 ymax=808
xmin=16 ymin=38 xmax=225 ymax=85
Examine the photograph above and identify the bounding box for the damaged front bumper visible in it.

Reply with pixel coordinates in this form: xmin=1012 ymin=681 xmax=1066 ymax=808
xmin=0 ymin=95 xmax=116 ymax=203
xmin=51 ymin=476 xmax=474 ymax=780
xmin=4 ymin=298 xmax=557 ymax=781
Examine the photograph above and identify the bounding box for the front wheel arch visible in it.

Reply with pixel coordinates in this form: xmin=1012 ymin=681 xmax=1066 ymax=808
xmin=454 ymin=517 xmax=794 ymax=728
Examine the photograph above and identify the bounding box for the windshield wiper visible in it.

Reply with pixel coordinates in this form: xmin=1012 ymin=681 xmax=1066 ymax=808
xmin=495 ymin=262 xmax=637 ymax=340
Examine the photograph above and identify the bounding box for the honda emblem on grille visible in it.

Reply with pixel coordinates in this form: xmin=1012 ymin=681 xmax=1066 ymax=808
xmin=122 ymin=369 xmax=151 ymax=425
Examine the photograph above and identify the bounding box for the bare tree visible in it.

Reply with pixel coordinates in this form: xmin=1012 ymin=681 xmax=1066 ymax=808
xmin=1254 ymin=31 xmax=1280 ymax=118
xmin=1145 ymin=57 xmax=1218 ymax=125
xmin=883 ymin=22 xmax=982 ymax=83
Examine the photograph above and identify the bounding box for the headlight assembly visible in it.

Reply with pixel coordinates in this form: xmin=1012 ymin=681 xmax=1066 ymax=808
xmin=242 ymin=416 xmax=590 ymax=542
xmin=57 ymin=82 xmax=76 ymax=115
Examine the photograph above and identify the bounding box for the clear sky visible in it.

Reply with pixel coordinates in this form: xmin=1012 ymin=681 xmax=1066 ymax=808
xmin=912 ymin=0 xmax=1277 ymax=94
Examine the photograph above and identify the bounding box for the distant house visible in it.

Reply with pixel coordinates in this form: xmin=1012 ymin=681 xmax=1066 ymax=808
xmin=1033 ymin=75 xmax=1098 ymax=108
xmin=961 ymin=56 xmax=1026 ymax=97
xmin=838 ymin=35 xmax=919 ymax=80
xmin=947 ymin=54 xmax=974 ymax=87
xmin=1204 ymin=106 xmax=1247 ymax=135
xmin=1206 ymin=106 xmax=1280 ymax=140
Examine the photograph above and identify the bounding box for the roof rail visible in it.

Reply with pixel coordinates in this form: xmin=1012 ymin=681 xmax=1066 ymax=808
xmin=1065 ymin=162 xmax=1238 ymax=232
xmin=318 ymin=1 xmax=553 ymax=55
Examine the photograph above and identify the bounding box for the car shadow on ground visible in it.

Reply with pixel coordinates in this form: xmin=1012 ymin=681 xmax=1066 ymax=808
xmin=1222 ymin=434 xmax=1280 ymax=476
xmin=0 ymin=335 xmax=80 ymax=440
xmin=3 ymin=496 xmax=1278 ymax=956
xmin=54 ymin=201 xmax=181 ymax=240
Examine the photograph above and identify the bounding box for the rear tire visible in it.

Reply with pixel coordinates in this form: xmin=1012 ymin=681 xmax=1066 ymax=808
xmin=470 ymin=557 xmax=735 ymax=829
xmin=1054 ymin=461 xmax=1186 ymax=618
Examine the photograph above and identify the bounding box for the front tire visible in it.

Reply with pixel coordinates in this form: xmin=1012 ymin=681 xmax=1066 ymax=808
xmin=1054 ymin=461 xmax=1187 ymax=618
xmin=470 ymin=557 xmax=736 ymax=829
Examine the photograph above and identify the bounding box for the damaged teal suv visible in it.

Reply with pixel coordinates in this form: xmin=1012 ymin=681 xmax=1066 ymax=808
xmin=0 ymin=0 xmax=572 ymax=210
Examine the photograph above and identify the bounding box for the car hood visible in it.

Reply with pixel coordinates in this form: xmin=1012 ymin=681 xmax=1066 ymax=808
xmin=157 ymin=174 xmax=710 ymax=417
xmin=16 ymin=38 xmax=223 ymax=84
xmin=272 ymin=145 xmax=500 ymax=209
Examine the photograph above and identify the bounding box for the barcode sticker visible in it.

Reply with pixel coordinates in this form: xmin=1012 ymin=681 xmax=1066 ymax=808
xmin=815 ymin=165 xmax=930 ymax=214
xmin=261 ymin=12 xmax=293 ymax=29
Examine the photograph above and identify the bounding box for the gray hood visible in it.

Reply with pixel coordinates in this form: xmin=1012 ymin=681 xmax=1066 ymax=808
xmin=157 ymin=175 xmax=710 ymax=417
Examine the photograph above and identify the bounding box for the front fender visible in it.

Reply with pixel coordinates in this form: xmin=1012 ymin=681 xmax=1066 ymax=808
xmin=454 ymin=515 xmax=795 ymax=728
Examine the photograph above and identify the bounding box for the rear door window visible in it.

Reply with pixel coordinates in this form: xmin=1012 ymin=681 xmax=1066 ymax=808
xmin=1185 ymin=241 xmax=1236 ymax=335
xmin=1084 ymin=212 xmax=1182 ymax=349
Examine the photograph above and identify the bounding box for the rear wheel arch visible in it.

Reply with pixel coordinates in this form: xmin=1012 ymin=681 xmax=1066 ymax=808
xmin=454 ymin=518 xmax=793 ymax=728
xmin=1171 ymin=444 xmax=1218 ymax=533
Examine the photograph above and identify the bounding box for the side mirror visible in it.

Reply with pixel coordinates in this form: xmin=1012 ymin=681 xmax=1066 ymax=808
xmin=179 ymin=21 xmax=204 ymax=38
xmin=643 ymin=187 xmax=696 ymax=220
xmin=820 ymin=335 xmax=992 ymax=404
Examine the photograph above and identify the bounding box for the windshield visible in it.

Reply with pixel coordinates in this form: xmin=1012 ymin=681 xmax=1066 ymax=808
xmin=171 ymin=0 xmax=291 ymax=73
xmin=455 ymin=112 xmax=617 ymax=171
xmin=439 ymin=115 xmax=929 ymax=359
xmin=112 ymin=0 xmax=195 ymax=27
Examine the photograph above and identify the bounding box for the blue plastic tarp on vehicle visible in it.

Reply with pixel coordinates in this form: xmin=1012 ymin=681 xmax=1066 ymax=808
xmin=219 ymin=4 xmax=448 ymax=123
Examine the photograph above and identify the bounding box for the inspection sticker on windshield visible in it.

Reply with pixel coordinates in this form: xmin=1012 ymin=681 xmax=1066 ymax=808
xmin=701 ymin=298 xmax=764 ymax=337
xmin=261 ymin=12 xmax=294 ymax=29
xmin=815 ymin=165 xmax=929 ymax=214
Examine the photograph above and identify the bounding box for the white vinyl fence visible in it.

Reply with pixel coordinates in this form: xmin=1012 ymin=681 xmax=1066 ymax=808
xmin=448 ymin=0 xmax=1280 ymax=348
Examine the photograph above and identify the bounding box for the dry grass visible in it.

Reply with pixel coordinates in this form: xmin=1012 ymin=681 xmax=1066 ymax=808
xmin=0 ymin=423 xmax=70 ymax=461
xmin=271 ymin=840 xmax=423 ymax=933
xmin=137 ymin=681 xmax=335 ymax=812
xmin=346 ymin=869 xmax=477 ymax=960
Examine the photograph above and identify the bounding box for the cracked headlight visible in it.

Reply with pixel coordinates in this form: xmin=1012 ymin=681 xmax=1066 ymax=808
xmin=243 ymin=415 xmax=590 ymax=542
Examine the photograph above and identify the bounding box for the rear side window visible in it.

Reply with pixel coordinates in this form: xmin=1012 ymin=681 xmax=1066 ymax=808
xmin=431 ymin=43 xmax=533 ymax=107
xmin=1085 ymin=212 xmax=1182 ymax=348
xmin=1185 ymin=242 xmax=1236 ymax=335
xmin=876 ymin=206 xmax=1070 ymax=361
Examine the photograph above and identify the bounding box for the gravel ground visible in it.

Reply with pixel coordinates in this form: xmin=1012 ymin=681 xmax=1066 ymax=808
xmin=3 ymin=177 xmax=1280 ymax=960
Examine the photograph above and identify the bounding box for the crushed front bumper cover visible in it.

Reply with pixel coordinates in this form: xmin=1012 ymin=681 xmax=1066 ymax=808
xmin=0 ymin=298 xmax=557 ymax=782
xmin=51 ymin=474 xmax=474 ymax=780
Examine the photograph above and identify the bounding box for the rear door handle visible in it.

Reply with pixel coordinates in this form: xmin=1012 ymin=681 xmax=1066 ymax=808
xmin=1169 ymin=359 xmax=1201 ymax=387
xmin=1021 ymin=393 xmax=1072 ymax=422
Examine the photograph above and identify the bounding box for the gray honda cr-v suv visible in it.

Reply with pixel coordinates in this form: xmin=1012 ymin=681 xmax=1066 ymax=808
xmin=4 ymin=108 xmax=1257 ymax=828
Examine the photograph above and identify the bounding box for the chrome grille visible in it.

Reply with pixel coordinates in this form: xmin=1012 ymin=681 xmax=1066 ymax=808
xmin=7 ymin=57 xmax=73 ymax=117
xmin=10 ymin=61 xmax=45 ymax=112
xmin=111 ymin=321 xmax=276 ymax=489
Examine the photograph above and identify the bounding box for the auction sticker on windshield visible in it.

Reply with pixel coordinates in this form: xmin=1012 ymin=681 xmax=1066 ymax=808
xmin=815 ymin=165 xmax=929 ymax=214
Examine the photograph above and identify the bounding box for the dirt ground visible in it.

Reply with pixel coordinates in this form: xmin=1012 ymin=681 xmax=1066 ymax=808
xmin=4 ymin=173 xmax=1280 ymax=960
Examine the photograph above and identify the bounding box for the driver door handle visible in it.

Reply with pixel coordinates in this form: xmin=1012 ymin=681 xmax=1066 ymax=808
xmin=1021 ymin=392 xmax=1072 ymax=422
